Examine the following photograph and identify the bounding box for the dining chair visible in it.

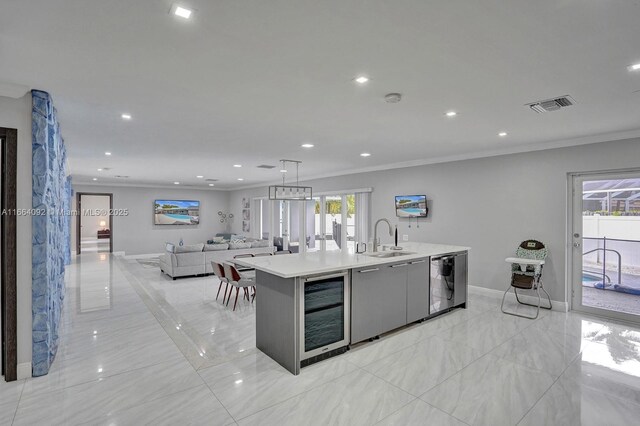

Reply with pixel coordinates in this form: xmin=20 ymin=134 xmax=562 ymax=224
xmin=223 ymin=263 xmax=256 ymax=311
xmin=210 ymin=261 xmax=230 ymax=301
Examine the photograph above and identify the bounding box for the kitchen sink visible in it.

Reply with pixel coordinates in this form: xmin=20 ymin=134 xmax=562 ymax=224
xmin=362 ymin=251 xmax=414 ymax=258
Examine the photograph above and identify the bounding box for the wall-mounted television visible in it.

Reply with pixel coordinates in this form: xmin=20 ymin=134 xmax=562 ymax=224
xmin=154 ymin=200 xmax=200 ymax=225
xmin=395 ymin=195 xmax=428 ymax=218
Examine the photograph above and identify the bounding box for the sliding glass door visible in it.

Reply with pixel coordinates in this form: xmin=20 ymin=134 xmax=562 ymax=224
xmin=571 ymin=171 xmax=640 ymax=323
xmin=256 ymin=191 xmax=370 ymax=254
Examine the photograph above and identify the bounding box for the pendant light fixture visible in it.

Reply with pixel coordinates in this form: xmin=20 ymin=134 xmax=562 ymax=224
xmin=268 ymin=159 xmax=313 ymax=201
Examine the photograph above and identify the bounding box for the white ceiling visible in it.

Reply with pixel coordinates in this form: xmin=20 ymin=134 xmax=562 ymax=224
xmin=1 ymin=0 xmax=640 ymax=189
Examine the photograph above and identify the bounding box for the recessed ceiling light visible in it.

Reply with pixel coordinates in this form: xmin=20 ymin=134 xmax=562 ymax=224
xmin=628 ymin=63 xmax=640 ymax=72
xmin=208 ymin=183 xmax=215 ymax=187
xmin=237 ymin=178 xmax=244 ymax=181
xmin=233 ymin=164 xmax=242 ymax=168
xmin=105 ymin=152 xmax=112 ymax=156
xmin=174 ymin=181 xmax=180 ymax=185
xmin=97 ymin=168 xmax=103 ymax=172
xmin=121 ymin=113 xmax=132 ymax=120
xmin=445 ymin=111 xmax=458 ymax=117
xmin=92 ymin=178 xmax=98 ymax=181
xmin=360 ymin=152 xmax=371 ymax=157
xmin=301 ymin=143 xmax=314 ymax=148
xmin=498 ymin=132 xmax=508 ymax=137
xmin=280 ymin=169 xmax=287 ymax=173
xmin=354 ymin=76 xmax=370 ymax=84
xmin=196 ymin=175 xmax=204 ymax=178
xmin=170 ymin=4 xmax=193 ymax=19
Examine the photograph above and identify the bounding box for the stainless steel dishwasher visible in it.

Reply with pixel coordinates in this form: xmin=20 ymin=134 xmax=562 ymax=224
xmin=430 ymin=252 xmax=468 ymax=315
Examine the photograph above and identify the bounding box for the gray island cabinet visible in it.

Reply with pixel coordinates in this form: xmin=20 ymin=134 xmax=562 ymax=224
xmin=236 ymin=243 xmax=469 ymax=375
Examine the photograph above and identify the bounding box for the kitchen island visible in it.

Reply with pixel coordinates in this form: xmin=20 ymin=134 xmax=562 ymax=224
xmin=236 ymin=242 xmax=469 ymax=375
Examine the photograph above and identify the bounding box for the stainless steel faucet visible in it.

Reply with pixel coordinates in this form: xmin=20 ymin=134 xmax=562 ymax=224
xmin=373 ymin=218 xmax=393 ymax=252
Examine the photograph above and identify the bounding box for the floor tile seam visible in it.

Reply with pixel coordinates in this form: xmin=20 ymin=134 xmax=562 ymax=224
xmin=197 ymin=371 xmax=239 ymax=424
xmin=19 ymin=355 xmax=189 ymax=401
xmin=558 ymin=370 xmax=640 ymax=408
xmin=423 ymin=400 xmax=473 ymax=426
xmin=348 ymin=338 xmax=418 ymax=369
xmin=361 ymin=333 xmax=485 ymax=378
xmin=418 ymin=350 xmax=554 ymax=426
xmin=114 ymin=257 xmax=206 ymax=369
xmin=9 ymin=381 xmax=25 ymax=425
xmin=438 ymin=326 xmax=520 ymax=355
xmin=370 ymin=397 xmax=419 ymax=425
xmin=513 ymin=344 xmax=582 ymax=426
xmin=193 ymin=349 xmax=258 ymax=373
xmin=59 ymin=305 xmax=151 ymax=326
xmin=416 ymin=349 xmax=554 ymax=401
xmin=488 ymin=339 xmax=583 ymax=380
xmin=416 ymin=351 xmax=496 ymax=404
xmin=362 ymin=364 xmax=425 ymax=399
xmin=226 ymin=364 xmax=367 ymax=422
xmin=48 ymin=331 xmax=184 ymax=366
xmin=57 ymin=319 xmax=161 ymax=340
xmin=564 ymin=340 xmax=640 ymax=399
xmin=489 ymin=316 xmax=583 ymax=354
xmin=363 ymin=352 xmax=487 ymax=406
xmin=62 ymin=382 xmax=208 ymax=426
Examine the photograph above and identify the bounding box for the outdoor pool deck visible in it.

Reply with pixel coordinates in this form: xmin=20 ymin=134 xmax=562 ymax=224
xmin=583 ymin=268 xmax=640 ymax=316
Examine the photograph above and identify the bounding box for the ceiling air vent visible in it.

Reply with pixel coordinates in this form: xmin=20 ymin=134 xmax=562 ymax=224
xmin=205 ymin=178 xmax=218 ymax=182
xmin=526 ymin=95 xmax=575 ymax=113
xmin=257 ymin=164 xmax=276 ymax=169
xmin=114 ymin=175 xmax=129 ymax=178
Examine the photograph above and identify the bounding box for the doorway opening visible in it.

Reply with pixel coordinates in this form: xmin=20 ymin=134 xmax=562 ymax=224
xmin=76 ymin=193 xmax=113 ymax=255
xmin=570 ymin=170 xmax=640 ymax=323
xmin=1 ymin=127 xmax=18 ymax=382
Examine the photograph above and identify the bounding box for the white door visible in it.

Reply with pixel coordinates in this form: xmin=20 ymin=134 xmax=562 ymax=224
xmin=571 ymin=171 xmax=640 ymax=323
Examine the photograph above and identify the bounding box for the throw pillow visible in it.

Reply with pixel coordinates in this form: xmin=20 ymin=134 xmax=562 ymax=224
xmin=204 ymin=243 xmax=229 ymax=251
xmin=251 ymin=240 xmax=270 ymax=248
xmin=175 ymin=243 xmax=204 ymax=253
xmin=229 ymin=242 xmax=251 ymax=250
xmin=165 ymin=242 xmax=176 ymax=253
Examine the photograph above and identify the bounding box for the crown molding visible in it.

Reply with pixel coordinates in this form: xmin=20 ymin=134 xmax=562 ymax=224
xmin=233 ymin=129 xmax=640 ymax=191
xmin=71 ymin=180 xmax=226 ymax=191
xmin=74 ymin=128 xmax=640 ymax=193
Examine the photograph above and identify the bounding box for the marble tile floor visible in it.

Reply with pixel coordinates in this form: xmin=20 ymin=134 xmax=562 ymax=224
xmin=1 ymin=252 xmax=640 ymax=425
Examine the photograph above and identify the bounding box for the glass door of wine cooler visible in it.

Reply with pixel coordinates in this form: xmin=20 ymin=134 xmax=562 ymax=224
xmin=300 ymin=271 xmax=350 ymax=360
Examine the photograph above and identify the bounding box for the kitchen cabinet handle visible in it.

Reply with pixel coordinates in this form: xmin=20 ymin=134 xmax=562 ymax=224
xmin=358 ymin=268 xmax=380 ymax=273
xmin=390 ymin=263 xmax=409 ymax=268
xmin=410 ymin=260 xmax=426 ymax=264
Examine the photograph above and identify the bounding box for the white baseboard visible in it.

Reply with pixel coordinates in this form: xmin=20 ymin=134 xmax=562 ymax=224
xmin=71 ymin=250 xmax=77 ymax=256
xmin=123 ymin=252 xmax=162 ymax=260
xmin=17 ymin=362 xmax=31 ymax=380
xmin=469 ymin=285 xmax=568 ymax=312
xmin=113 ymin=251 xmax=126 ymax=257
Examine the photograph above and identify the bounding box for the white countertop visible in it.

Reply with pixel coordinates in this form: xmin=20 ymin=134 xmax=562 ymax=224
xmin=235 ymin=242 xmax=470 ymax=278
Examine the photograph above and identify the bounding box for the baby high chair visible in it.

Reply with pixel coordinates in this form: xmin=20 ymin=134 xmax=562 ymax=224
xmin=501 ymin=239 xmax=552 ymax=319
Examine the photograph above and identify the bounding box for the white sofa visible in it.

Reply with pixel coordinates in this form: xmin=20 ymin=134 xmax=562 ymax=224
xmin=159 ymin=242 xmax=275 ymax=279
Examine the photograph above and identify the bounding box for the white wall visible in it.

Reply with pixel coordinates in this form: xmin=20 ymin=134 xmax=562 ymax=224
xmin=0 ymin=94 xmax=33 ymax=371
xmin=71 ymin=185 xmax=230 ymax=256
xmin=583 ymin=216 xmax=640 ymax=240
xmin=79 ymin=195 xmax=110 ymax=238
xmin=229 ymin=137 xmax=640 ymax=303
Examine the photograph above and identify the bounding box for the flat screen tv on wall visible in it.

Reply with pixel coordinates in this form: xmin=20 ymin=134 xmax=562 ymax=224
xmin=154 ymin=200 xmax=200 ymax=225
xmin=395 ymin=195 xmax=428 ymax=218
